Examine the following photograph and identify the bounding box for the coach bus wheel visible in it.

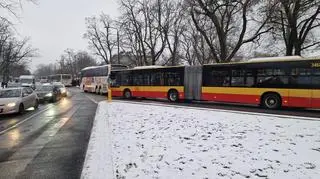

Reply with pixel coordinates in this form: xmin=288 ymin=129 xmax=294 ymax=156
xmin=83 ymin=85 xmax=87 ymax=93
xmin=98 ymin=87 xmax=102 ymax=95
xmin=168 ymin=90 xmax=179 ymax=102
xmin=123 ymin=89 xmax=132 ymax=99
xmin=262 ymin=93 xmax=281 ymax=109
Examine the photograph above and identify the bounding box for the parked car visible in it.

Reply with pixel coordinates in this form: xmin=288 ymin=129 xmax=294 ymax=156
xmin=53 ymin=82 xmax=67 ymax=97
xmin=35 ymin=84 xmax=62 ymax=103
xmin=0 ymin=87 xmax=39 ymax=114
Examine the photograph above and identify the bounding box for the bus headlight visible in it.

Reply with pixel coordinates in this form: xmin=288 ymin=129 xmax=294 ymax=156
xmin=45 ymin=93 xmax=53 ymax=97
xmin=7 ymin=102 xmax=16 ymax=107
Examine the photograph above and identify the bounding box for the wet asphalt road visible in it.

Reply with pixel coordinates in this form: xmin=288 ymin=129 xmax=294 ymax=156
xmin=0 ymin=88 xmax=97 ymax=179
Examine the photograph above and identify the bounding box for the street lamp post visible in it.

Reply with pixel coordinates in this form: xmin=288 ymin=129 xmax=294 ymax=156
xmin=116 ymin=29 xmax=120 ymax=64
xmin=109 ymin=27 xmax=120 ymax=64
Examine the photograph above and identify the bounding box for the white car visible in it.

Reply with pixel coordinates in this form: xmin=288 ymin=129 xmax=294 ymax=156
xmin=0 ymin=87 xmax=39 ymax=114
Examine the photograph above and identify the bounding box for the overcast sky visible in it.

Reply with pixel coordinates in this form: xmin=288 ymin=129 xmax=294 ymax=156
xmin=15 ymin=0 xmax=120 ymax=72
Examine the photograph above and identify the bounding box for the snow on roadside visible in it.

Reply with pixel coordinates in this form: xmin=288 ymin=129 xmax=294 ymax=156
xmin=81 ymin=102 xmax=114 ymax=179
xmin=84 ymin=101 xmax=320 ymax=179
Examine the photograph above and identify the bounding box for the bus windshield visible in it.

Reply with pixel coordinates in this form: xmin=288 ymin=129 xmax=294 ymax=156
xmin=20 ymin=79 xmax=34 ymax=84
xmin=62 ymin=75 xmax=72 ymax=79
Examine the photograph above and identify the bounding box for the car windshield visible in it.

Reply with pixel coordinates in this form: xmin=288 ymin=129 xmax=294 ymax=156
xmin=56 ymin=85 xmax=64 ymax=88
xmin=38 ymin=85 xmax=53 ymax=91
xmin=0 ymin=89 xmax=21 ymax=98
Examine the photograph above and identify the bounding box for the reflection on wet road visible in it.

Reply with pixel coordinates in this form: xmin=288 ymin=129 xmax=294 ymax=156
xmin=0 ymin=88 xmax=97 ymax=178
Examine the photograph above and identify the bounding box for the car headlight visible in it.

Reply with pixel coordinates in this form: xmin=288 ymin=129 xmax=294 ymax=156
xmin=45 ymin=93 xmax=53 ymax=97
xmin=7 ymin=102 xmax=16 ymax=107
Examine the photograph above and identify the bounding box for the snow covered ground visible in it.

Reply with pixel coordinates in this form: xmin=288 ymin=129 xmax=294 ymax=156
xmin=82 ymin=101 xmax=320 ymax=179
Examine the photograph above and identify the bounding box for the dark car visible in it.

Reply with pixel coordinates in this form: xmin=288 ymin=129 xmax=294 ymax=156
xmin=35 ymin=85 xmax=62 ymax=103
xmin=53 ymin=82 xmax=67 ymax=97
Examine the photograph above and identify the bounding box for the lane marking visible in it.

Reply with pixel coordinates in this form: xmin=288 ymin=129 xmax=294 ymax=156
xmin=85 ymin=94 xmax=99 ymax=104
xmin=0 ymin=106 xmax=52 ymax=135
xmin=112 ymin=100 xmax=320 ymax=121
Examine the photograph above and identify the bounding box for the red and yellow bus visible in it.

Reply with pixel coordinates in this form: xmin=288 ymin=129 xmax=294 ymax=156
xmin=110 ymin=57 xmax=320 ymax=109
xmin=110 ymin=66 xmax=185 ymax=102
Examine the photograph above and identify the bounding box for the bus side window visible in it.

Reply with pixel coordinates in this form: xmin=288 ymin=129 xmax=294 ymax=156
xmin=257 ymin=68 xmax=288 ymax=88
xmin=231 ymin=70 xmax=245 ymax=87
xmin=150 ymin=72 xmax=163 ymax=86
xmin=165 ymin=72 xmax=181 ymax=86
xmin=209 ymin=69 xmax=230 ymax=87
xmin=312 ymin=68 xmax=320 ymax=88
xmin=290 ymin=68 xmax=312 ymax=87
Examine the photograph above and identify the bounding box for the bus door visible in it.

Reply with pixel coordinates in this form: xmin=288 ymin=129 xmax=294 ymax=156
xmin=311 ymin=69 xmax=320 ymax=108
xmin=311 ymin=89 xmax=320 ymax=108
xmin=288 ymin=89 xmax=312 ymax=108
xmin=184 ymin=66 xmax=202 ymax=101
xmin=288 ymin=68 xmax=312 ymax=108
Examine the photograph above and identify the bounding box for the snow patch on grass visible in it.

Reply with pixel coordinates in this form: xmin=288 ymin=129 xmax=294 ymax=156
xmin=85 ymin=101 xmax=320 ymax=179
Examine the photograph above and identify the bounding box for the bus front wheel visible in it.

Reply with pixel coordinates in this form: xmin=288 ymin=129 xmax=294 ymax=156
xmin=123 ymin=89 xmax=132 ymax=99
xmin=262 ymin=93 xmax=281 ymax=109
xmin=168 ymin=89 xmax=179 ymax=102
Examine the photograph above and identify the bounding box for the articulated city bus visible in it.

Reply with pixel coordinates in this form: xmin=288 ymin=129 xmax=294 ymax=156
xmin=110 ymin=56 xmax=320 ymax=109
xmin=80 ymin=65 xmax=111 ymax=94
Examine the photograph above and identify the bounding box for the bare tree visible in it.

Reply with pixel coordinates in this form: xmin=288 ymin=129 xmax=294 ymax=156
xmin=120 ymin=0 xmax=170 ymax=65
xmin=269 ymin=0 xmax=320 ymax=56
xmin=0 ymin=37 xmax=36 ymax=81
xmin=162 ymin=0 xmax=186 ymax=66
xmin=55 ymin=49 xmax=97 ymax=77
xmin=84 ymin=14 xmax=116 ymax=64
xmin=187 ymin=0 xmax=274 ymax=63
xmin=0 ymin=0 xmax=37 ymax=22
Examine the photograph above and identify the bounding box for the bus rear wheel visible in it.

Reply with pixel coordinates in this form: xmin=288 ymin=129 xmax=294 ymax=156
xmin=262 ymin=93 xmax=281 ymax=109
xmin=168 ymin=89 xmax=179 ymax=102
xmin=123 ymin=89 xmax=132 ymax=99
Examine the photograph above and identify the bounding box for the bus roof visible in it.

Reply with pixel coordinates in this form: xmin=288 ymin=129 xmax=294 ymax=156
xmin=81 ymin=65 xmax=110 ymax=71
xmin=49 ymin=74 xmax=72 ymax=76
xmin=19 ymin=75 xmax=35 ymax=79
xmin=203 ymin=56 xmax=320 ymax=66
xmin=112 ymin=65 xmax=185 ymax=72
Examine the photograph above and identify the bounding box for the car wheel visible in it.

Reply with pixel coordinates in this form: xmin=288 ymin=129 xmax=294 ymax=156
xmin=34 ymin=100 xmax=39 ymax=109
xmin=19 ymin=104 xmax=25 ymax=114
xmin=51 ymin=96 xmax=56 ymax=103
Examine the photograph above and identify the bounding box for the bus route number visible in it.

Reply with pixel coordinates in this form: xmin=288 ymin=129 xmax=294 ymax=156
xmin=311 ymin=63 xmax=320 ymax=68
